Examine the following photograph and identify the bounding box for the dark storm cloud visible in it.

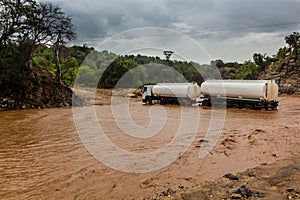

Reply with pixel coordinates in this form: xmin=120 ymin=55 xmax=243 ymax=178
xmin=46 ymin=0 xmax=300 ymax=38
xmin=49 ymin=0 xmax=176 ymax=39
xmin=44 ymin=0 xmax=300 ymax=62
xmin=163 ymin=0 xmax=300 ymax=38
xmin=215 ymin=0 xmax=300 ymax=32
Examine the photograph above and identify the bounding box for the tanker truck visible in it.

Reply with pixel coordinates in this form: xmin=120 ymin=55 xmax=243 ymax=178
xmin=200 ymin=80 xmax=279 ymax=110
xmin=142 ymin=82 xmax=201 ymax=105
xmin=142 ymin=80 xmax=279 ymax=110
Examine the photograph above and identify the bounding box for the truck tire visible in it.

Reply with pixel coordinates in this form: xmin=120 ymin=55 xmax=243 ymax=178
xmin=202 ymin=100 xmax=211 ymax=107
xmin=244 ymin=104 xmax=253 ymax=110
xmin=148 ymin=97 xmax=153 ymax=105
xmin=264 ymin=104 xmax=270 ymax=111
xmin=232 ymin=104 xmax=240 ymax=109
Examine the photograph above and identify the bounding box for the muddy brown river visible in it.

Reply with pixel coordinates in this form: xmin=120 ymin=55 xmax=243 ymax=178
xmin=0 ymin=95 xmax=299 ymax=199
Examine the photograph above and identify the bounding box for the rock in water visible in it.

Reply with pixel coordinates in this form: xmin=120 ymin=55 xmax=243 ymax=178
xmin=224 ymin=173 xmax=239 ymax=180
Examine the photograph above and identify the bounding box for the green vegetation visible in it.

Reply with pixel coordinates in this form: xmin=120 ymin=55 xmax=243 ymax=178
xmin=285 ymin=32 xmax=300 ymax=57
xmin=0 ymin=0 xmax=76 ymax=94
xmin=75 ymin=53 xmax=213 ymax=88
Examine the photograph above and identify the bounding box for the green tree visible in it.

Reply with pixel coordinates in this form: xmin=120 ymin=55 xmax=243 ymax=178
xmin=236 ymin=61 xmax=260 ymax=80
xmin=61 ymin=57 xmax=80 ymax=86
xmin=76 ymin=66 xmax=97 ymax=87
xmin=277 ymin=47 xmax=290 ymax=61
xmin=211 ymin=59 xmax=225 ymax=68
xmin=98 ymin=57 xmax=138 ymax=88
xmin=0 ymin=0 xmax=38 ymax=80
xmin=0 ymin=0 xmax=76 ymax=72
xmin=253 ymin=53 xmax=278 ymax=73
xmin=285 ymin=32 xmax=300 ymax=56
xmin=40 ymin=3 xmax=77 ymax=81
xmin=253 ymin=53 xmax=264 ymax=67
xmin=0 ymin=44 xmax=27 ymax=89
xmin=0 ymin=0 xmax=37 ymax=47
xmin=27 ymin=2 xmax=76 ymax=75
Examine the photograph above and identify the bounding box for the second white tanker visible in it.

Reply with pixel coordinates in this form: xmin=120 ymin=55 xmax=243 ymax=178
xmin=142 ymin=80 xmax=279 ymax=110
xmin=200 ymin=80 xmax=278 ymax=110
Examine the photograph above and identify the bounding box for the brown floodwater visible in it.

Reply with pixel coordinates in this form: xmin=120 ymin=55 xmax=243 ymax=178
xmin=0 ymin=95 xmax=300 ymax=199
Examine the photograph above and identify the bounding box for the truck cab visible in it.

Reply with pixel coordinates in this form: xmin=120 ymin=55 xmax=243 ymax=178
xmin=142 ymin=85 xmax=154 ymax=104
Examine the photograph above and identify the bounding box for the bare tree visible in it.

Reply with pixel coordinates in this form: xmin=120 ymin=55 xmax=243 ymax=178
xmin=37 ymin=3 xmax=77 ymax=80
xmin=0 ymin=0 xmax=37 ymax=47
xmin=23 ymin=3 xmax=77 ymax=72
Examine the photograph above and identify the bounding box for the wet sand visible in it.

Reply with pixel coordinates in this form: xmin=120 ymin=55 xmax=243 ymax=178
xmin=0 ymin=93 xmax=299 ymax=199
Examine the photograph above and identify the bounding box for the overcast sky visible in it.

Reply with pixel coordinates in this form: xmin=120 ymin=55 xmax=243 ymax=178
xmin=43 ymin=0 xmax=300 ymax=64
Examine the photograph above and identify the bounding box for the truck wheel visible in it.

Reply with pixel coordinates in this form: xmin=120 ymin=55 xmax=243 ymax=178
xmin=244 ymin=104 xmax=253 ymax=110
xmin=264 ymin=105 xmax=270 ymax=111
xmin=202 ymin=100 xmax=211 ymax=107
xmin=232 ymin=104 xmax=240 ymax=109
xmin=148 ymin=98 xmax=153 ymax=105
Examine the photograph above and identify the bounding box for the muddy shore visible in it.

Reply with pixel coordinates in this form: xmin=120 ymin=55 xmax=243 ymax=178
xmin=153 ymin=157 xmax=300 ymax=199
xmin=0 ymin=91 xmax=299 ymax=199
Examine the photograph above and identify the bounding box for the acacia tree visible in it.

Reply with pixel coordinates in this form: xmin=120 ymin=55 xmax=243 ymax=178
xmin=36 ymin=3 xmax=76 ymax=81
xmin=21 ymin=2 xmax=77 ymax=74
xmin=0 ymin=0 xmax=37 ymax=47
xmin=285 ymin=32 xmax=300 ymax=57
xmin=0 ymin=0 xmax=76 ymax=78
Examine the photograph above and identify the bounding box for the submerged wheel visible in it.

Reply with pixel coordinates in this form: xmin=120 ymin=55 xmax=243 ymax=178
xmin=147 ymin=97 xmax=153 ymax=105
xmin=232 ymin=104 xmax=240 ymax=109
xmin=202 ymin=100 xmax=211 ymax=107
xmin=244 ymin=104 xmax=253 ymax=110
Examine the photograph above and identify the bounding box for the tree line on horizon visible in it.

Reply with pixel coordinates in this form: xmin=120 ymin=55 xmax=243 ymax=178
xmin=1 ymin=0 xmax=300 ymax=91
xmin=52 ymin=31 xmax=300 ymax=88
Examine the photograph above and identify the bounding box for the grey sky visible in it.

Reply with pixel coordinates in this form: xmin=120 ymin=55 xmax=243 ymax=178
xmin=44 ymin=0 xmax=300 ymax=63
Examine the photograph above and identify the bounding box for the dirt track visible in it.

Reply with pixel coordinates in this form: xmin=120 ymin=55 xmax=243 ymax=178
xmin=0 ymin=92 xmax=299 ymax=199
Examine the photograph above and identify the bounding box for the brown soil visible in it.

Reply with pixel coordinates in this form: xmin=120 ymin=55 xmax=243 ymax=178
xmin=167 ymin=157 xmax=300 ymax=200
xmin=0 ymin=67 xmax=79 ymax=110
xmin=0 ymin=90 xmax=299 ymax=200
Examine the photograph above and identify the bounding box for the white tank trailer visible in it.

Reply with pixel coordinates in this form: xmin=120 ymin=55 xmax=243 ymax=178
xmin=200 ymin=80 xmax=279 ymax=110
xmin=142 ymin=82 xmax=201 ymax=105
xmin=142 ymin=80 xmax=279 ymax=110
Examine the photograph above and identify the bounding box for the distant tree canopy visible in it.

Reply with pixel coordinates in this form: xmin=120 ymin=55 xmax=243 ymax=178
xmin=78 ymin=53 xmax=210 ymax=88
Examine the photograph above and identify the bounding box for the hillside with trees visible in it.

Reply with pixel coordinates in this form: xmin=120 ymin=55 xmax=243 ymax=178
xmin=0 ymin=0 xmax=79 ymax=109
xmin=72 ymin=31 xmax=300 ymax=92
xmin=258 ymin=32 xmax=300 ymax=94
xmin=215 ymin=31 xmax=300 ymax=94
